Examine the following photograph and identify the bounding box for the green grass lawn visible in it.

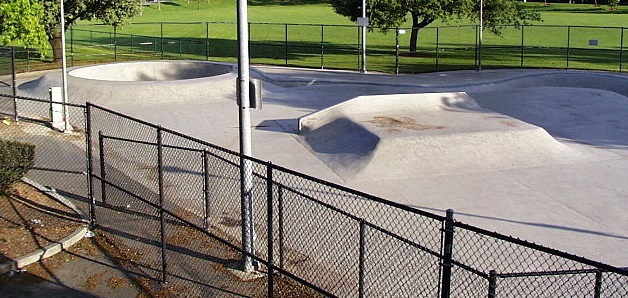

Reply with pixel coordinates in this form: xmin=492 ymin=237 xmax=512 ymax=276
xmin=4 ymin=1 xmax=628 ymax=74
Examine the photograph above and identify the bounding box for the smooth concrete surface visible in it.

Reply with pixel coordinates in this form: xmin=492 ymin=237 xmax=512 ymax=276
xmin=9 ymin=64 xmax=628 ymax=267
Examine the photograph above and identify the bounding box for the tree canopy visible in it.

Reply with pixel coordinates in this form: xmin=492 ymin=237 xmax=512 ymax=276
xmin=41 ymin=0 xmax=143 ymax=60
xmin=330 ymin=0 xmax=541 ymax=52
xmin=2 ymin=0 xmax=142 ymax=60
xmin=0 ymin=0 xmax=49 ymax=54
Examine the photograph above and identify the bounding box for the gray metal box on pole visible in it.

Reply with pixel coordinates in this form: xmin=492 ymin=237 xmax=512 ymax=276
xmin=236 ymin=78 xmax=263 ymax=109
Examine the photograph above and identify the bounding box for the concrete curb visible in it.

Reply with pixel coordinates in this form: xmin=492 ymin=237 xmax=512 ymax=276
xmin=0 ymin=178 xmax=90 ymax=275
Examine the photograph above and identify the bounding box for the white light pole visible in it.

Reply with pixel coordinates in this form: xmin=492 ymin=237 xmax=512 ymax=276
xmin=236 ymin=0 xmax=256 ymax=273
xmin=360 ymin=0 xmax=367 ymax=73
xmin=59 ymin=0 xmax=71 ymax=132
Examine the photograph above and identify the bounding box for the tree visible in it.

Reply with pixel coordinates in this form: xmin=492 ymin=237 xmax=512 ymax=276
xmin=330 ymin=0 xmax=541 ymax=52
xmin=0 ymin=0 xmax=49 ymax=54
xmin=40 ymin=0 xmax=142 ymax=61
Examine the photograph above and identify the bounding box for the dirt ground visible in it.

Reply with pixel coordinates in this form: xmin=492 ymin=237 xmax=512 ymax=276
xmin=0 ymin=182 xmax=83 ymax=263
xmin=0 ymin=181 xmax=323 ymax=297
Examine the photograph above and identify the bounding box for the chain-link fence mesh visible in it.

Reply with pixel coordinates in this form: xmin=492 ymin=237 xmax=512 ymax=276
xmin=0 ymin=93 xmax=89 ymax=213
xmin=2 ymin=92 xmax=625 ymax=296
xmin=58 ymin=23 xmax=627 ymax=74
xmin=86 ymin=103 xmax=626 ymax=297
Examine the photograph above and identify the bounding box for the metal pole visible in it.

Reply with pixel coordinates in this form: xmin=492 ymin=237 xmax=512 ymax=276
xmin=358 ymin=220 xmax=366 ymax=298
xmin=440 ymin=209 xmax=455 ymax=298
xmin=11 ymin=47 xmax=18 ymax=122
xmin=157 ymin=127 xmax=168 ymax=283
xmin=206 ymin=22 xmax=210 ymax=61
xmin=237 ymin=0 xmax=256 ymax=273
xmin=567 ymin=26 xmax=571 ymax=69
xmin=488 ymin=270 xmax=498 ymax=298
xmin=266 ymin=163 xmax=274 ymax=298
xmin=203 ymin=150 xmax=211 ymax=229
xmin=59 ymin=0 xmax=71 ymax=132
xmin=85 ymin=104 xmax=95 ymax=229
xmin=320 ymin=25 xmax=324 ymax=69
xmin=619 ymin=28 xmax=624 ymax=72
xmin=160 ymin=22 xmax=164 ymax=59
xmin=70 ymin=27 xmax=74 ymax=66
xmin=436 ymin=27 xmax=440 ymax=72
xmin=113 ymin=27 xmax=117 ymax=61
xmin=395 ymin=29 xmax=400 ymax=75
xmin=520 ymin=26 xmax=525 ymax=68
xmin=285 ymin=24 xmax=288 ymax=66
xmin=357 ymin=27 xmax=361 ymax=71
xmin=360 ymin=0 xmax=367 ymax=73
xmin=593 ymin=269 xmax=603 ymax=298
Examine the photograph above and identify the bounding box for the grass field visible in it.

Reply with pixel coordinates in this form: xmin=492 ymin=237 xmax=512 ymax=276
xmin=3 ymin=1 xmax=627 ymax=74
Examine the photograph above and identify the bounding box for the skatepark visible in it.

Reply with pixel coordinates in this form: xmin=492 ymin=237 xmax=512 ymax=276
xmin=10 ymin=60 xmax=628 ymax=268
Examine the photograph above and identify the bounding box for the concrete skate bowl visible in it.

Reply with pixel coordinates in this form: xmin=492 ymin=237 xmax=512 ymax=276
xmin=467 ymin=71 xmax=628 ymax=150
xmin=298 ymin=90 xmax=625 ymax=181
xmin=19 ymin=61 xmax=236 ymax=104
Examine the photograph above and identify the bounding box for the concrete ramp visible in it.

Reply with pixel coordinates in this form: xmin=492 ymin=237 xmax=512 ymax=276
xmin=298 ymin=92 xmax=590 ymax=181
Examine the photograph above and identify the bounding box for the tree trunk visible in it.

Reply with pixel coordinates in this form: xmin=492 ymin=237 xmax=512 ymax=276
xmin=50 ymin=27 xmax=63 ymax=63
xmin=409 ymin=14 xmax=420 ymax=53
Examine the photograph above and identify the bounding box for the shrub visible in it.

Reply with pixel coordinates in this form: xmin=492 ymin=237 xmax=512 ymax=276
xmin=0 ymin=139 xmax=35 ymax=193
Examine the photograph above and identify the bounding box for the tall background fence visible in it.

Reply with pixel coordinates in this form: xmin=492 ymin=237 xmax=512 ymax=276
xmin=0 ymin=91 xmax=626 ymax=297
xmin=2 ymin=23 xmax=626 ymax=76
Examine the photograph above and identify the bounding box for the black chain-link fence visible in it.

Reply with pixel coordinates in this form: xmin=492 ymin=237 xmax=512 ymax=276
xmin=0 ymin=46 xmax=57 ymax=77
xmin=1 ymin=92 xmax=626 ymax=296
xmin=0 ymin=93 xmax=89 ymax=214
xmin=63 ymin=23 xmax=627 ymax=74
xmin=85 ymin=102 xmax=627 ymax=297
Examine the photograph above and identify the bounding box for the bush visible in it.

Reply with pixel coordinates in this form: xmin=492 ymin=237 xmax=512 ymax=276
xmin=0 ymin=139 xmax=35 ymax=193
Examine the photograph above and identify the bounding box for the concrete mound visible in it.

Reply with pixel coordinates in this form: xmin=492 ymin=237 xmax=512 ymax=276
xmin=298 ymin=92 xmax=589 ymax=181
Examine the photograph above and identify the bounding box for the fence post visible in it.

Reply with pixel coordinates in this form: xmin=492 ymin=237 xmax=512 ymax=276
xmin=70 ymin=27 xmax=74 ymax=66
xmin=203 ymin=150 xmax=210 ymax=229
xmin=520 ymin=26 xmax=525 ymax=68
xmin=157 ymin=127 xmax=168 ymax=283
xmin=478 ymin=25 xmax=483 ymax=71
xmin=85 ymin=104 xmax=96 ymax=229
xmin=566 ymin=26 xmax=571 ymax=69
xmin=11 ymin=47 xmax=18 ymax=122
xmin=160 ymin=22 xmax=164 ymax=59
xmin=320 ymin=25 xmax=324 ymax=69
xmin=620 ymin=28 xmax=624 ymax=72
xmin=395 ymin=28 xmax=400 ymax=75
xmin=285 ymin=24 xmax=289 ymax=66
xmin=474 ymin=25 xmax=479 ymax=70
xmin=436 ymin=27 xmax=440 ymax=73
xmin=113 ymin=26 xmax=117 ymax=61
xmin=357 ymin=27 xmax=361 ymax=71
xmin=359 ymin=220 xmax=366 ymax=298
xmin=440 ymin=209 xmax=455 ymax=298
xmin=488 ymin=270 xmax=498 ymax=298
xmin=98 ymin=132 xmax=107 ymax=206
xmin=278 ymin=185 xmax=285 ymax=270
xmin=266 ymin=163 xmax=274 ymax=298
xmin=206 ymin=22 xmax=210 ymax=61
xmin=593 ymin=269 xmax=603 ymax=298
